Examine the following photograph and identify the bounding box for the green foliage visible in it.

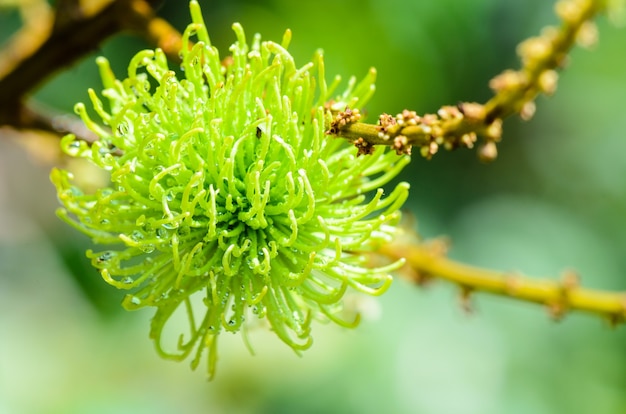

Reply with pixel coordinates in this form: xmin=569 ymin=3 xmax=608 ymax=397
xmin=50 ymin=0 xmax=409 ymax=377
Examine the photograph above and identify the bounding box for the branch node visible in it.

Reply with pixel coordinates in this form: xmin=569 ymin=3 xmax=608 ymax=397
xmin=327 ymin=106 xmax=361 ymax=135
xmin=484 ymin=119 xmax=503 ymax=141
xmin=413 ymin=270 xmax=434 ymax=286
xmin=456 ymin=102 xmax=485 ymax=122
xmin=425 ymin=237 xmax=450 ymax=257
xmin=538 ymin=69 xmax=559 ymax=96
xmin=576 ymin=21 xmax=599 ymax=49
xmin=548 ymin=270 xmax=580 ymax=321
xmin=459 ymin=285 xmax=474 ymax=314
xmin=378 ymin=112 xmax=397 ymax=130
xmin=489 ymin=70 xmax=528 ymax=93
xmin=418 ymin=140 xmax=438 ymax=159
xmin=607 ymin=297 xmax=626 ymax=327
xmin=437 ymin=105 xmax=462 ymax=121
xmin=478 ymin=141 xmax=498 ymax=163
xmin=396 ymin=109 xmax=421 ymax=126
xmin=393 ymin=135 xmax=412 ymax=155
xmin=520 ymin=101 xmax=537 ymax=121
xmin=353 ymin=137 xmax=375 ymax=156
xmin=460 ymin=132 xmax=478 ymax=148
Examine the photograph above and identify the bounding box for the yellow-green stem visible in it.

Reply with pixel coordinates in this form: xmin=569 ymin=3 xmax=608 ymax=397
xmin=379 ymin=239 xmax=626 ymax=324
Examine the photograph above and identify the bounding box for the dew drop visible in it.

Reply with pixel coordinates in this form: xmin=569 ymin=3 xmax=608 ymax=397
xmin=292 ymin=311 xmax=302 ymax=323
xmin=142 ymin=221 xmax=153 ymax=232
xmin=122 ymin=277 xmax=134 ymax=285
xmin=162 ymin=222 xmax=178 ymax=230
xmin=153 ymin=165 xmax=165 ymax=175
xmin=66 ymin=188 xmax=82 ymax=198
xmin=131 ymin=230 xmax=144 ymax=242
xmin=141 ymin=244 xmax=155 ymax=253
xmin=65 ymin=141 xmax=81 ymax=156
xmin=143 ymin=142 xmax=155 ymax=159
xmin=100 ymin=188 xmax=113 ymax=197
xmin=116 ymin=122 xmax=129 ymax=136
xmin=97 ymin=251 xmax=115 ymax=264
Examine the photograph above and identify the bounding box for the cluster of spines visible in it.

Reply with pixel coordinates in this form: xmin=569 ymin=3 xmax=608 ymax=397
xmin=51 ymin=0 xmax=409 ymax=378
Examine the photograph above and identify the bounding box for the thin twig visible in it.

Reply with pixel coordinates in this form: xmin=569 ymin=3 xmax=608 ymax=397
xmin=327 ymin=0 xmax=605 ymax=161
xmin=378 ymin=238 xmax=626 ymax=325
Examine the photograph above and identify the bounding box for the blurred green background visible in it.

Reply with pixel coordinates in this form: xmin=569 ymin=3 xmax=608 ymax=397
xmin=1 ymin=0 xmax=625 ymax=413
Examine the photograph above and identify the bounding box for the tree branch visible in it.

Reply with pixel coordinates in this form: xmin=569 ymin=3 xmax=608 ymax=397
xmin=0 ymin=0 xmax=183 ymax=134
xmin=378 ymin=237 xmax=626 ymax=325
xmin=327 ymin=0 xmax=605 ymax=161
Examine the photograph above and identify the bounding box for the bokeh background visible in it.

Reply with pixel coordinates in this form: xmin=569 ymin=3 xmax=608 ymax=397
xmin=1 ymin=0 xmax=625 ymax=413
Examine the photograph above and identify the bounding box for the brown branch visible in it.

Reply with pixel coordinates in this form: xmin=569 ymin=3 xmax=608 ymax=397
xmin=327 ymin=0 xmax=606 ymax=161
xmin=0 ymin=0 xmax=183 ymax=134
xmin=20 ymin=102 xmax=99 ymax=143
xmin=52 ymin=0 xmax=84 ymax=32
xmin=0 ymin=0 xmax=55 ymax=81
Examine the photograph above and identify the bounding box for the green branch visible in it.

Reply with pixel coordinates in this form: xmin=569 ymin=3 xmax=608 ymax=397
xmin=379 ymin=238 xmax=626 ymax=325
